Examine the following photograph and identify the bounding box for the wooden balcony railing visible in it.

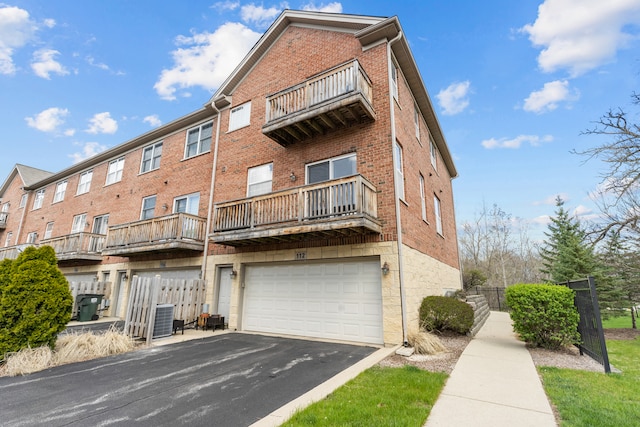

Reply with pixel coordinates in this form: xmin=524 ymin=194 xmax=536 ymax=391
xmin=212 ymin=175 xmax=380 ymax=246
xmin=40 ymin=232 xmax=105 ymax=261
xmin=0 ymin=212 xmax=7 ymax=229
xmin=263 ymin=60 xmax=375 ymax=146
xmin=103 ymin=213 xmax=207 ymax=256
xmin=0 ymin=244 xmax=31 ymax=261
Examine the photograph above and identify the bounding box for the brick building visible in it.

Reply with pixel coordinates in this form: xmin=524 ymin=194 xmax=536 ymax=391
xmin=0 ymin=10 xmax=461 ymax=346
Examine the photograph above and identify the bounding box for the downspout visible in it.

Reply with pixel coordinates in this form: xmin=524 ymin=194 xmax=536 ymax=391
xmin=201 ymin=103 xmax=222 ymax=280
xmin=387 ymin=30 xmax=409 ymax=347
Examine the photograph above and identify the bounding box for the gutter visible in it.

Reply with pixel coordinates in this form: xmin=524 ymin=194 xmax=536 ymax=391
xmin=201 ymin=105 xmax=222 ymax=280
xmin=387 ymin=30 xmax=409 ymax=347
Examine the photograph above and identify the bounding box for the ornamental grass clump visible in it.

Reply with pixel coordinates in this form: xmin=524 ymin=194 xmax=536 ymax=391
xmin=407 ymin=330 xmax=447 ymax=355
xmin=505 ymin=283 xmax=580 ymax=349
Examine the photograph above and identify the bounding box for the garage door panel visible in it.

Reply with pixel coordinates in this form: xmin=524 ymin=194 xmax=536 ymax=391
xmin=244 ymin=260 xmax=383 ymax=344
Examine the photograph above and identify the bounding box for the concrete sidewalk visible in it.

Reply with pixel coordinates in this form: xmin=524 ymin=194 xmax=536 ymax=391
xmin=425 ymin=311 xmax=556 ymax=427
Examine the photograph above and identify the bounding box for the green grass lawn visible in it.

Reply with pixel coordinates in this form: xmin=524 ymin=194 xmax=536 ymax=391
xmin=602 ymin=313 xmax=635 ymax=329
xmin=281 ymin=365 xmax=448 ymax=426
xmin=539 ymin=337 xmax=640 ymax=427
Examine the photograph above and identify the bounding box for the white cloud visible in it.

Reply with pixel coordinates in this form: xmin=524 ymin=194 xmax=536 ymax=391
xmin=86 ymin=112 xmax=118 ymax=134
xmin=212 ymin=1 xmax=240 ymax=12
xmin=240 ymin=3 xmax=286 ymax=27
xmin=531 ymin=215 xmax=552 ymax=226
xmin=69 ymin=142 xmax=108 ymax=164
xmin=533 ymin=193 xmax=570 ymax=206
xmin=154 ymin=22 xmax=261 ymax=100
xmin=523 ymin=80 xmax=578 ymax=114
xmin=31 ymin=48 xmax=68 ymax=79
xmin=0 ymin=5 xmax=37 ymax=75
xmin=302 ymin=2 xmax=343 ymax=12
xmin=481 ymin=134 xmax=553 ymax=149
xmin=25 ymin=107 xmax=69 ymax=132
xmin=436 ymin=81 xmax=471 ymax=115
xmin=521 ymin=0 xmax=640 ymax=76
xmin=43 ymin=18 xmax=55 ymax=28
xmin=143 ymin=115 xmax=162 ymax=127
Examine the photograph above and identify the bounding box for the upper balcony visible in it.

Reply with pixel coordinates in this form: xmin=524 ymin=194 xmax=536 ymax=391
xmin=102 ymin=213 xmax=207 ymax=257
xmin=0 ymin=212 xmax=7 ymax=229
xmin=212 ymin=175 xmax=381 ymax=247
xmin=262 ymin=60 xmax=376 ymax=147
xmin=40 ymin=232 xmax=105 ymax=262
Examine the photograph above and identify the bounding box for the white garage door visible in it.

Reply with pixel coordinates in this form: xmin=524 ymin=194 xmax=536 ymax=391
xmin=243 ymin=259 xmax=383 ymax=344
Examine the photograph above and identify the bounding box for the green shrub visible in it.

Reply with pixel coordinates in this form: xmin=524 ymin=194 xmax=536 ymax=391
xmin=505 ymin=283 xmax=580 ymax=349
xmin=419 ymin=296 xmax=474 ymax=334
xmin=0 ymin=246 xmax=73 ymax=360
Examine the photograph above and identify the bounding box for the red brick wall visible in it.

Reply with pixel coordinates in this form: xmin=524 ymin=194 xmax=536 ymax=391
xmin=0 ymin=173 xmax=30 ymax=245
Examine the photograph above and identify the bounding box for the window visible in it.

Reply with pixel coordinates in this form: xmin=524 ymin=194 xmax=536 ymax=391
xmin=4 ymin=232 xmax=12 ymax=247
xmin=174 ymin=193 xmax=200 ymax=215
xmin=19 ymin=194 xmax=27 ymax=208
xmin=92 ymin=214 xmax=109 ymax=234
xmin=77 ymin=170 xmax=93 ymax=194
xmin=106 ymin=158 xmax=125 ymax=185
xmin=414 ymin=104 xmax=420 ymax=140
xmin=394 ymin=142 xmax=405 ymax=200
xmin=434 ymin=195 xmax=443 ymax=235
xmin=391 ymin=64 xmax=398 ymax=101
xmin=44 ymin=222 xmax=54 ymax=239
xmin=53 ymin=180 xmax=67 ymax=203
xmin=1 ymin=202 xmax=8 ymax=213
xmin=141 ymin=141 xmax=163 ymax=173
xmin=420 ymin=174 xmax=427 ymax=222
xmin=228 ymin=102 xmax=251 ymax=132
xmin=33 ymin=189 xmax=45 ymax=209
xmin=430 ymin=136 xmax=437 ymax=170
xmin=306 ymin=154 xmax=357 ymax=184
xmin=141 ymin=195 xmax=156 ymax=220
xmin=185 ymin=121 xmax=213 ymax=158
xmin=247 ymin=164 xmax=273 ymax=197
xmin=71 ymin=213 xmax=87 ymax=234
xmin=26 ymin=232 xmax=38 ymax=244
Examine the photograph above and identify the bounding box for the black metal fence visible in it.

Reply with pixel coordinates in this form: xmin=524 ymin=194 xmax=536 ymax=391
xmin=562 ymin=277 xmax=611 ymax=373
xmin=468 ymin=286 xmax=507 ymax=311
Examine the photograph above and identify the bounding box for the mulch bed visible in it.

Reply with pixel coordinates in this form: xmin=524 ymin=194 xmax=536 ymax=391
xmin=604 ymin=328 xmax=640 ymax=340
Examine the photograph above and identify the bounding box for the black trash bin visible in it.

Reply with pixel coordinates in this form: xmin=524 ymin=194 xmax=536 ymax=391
xmin=76 ymin=294 xmax=104 ymax=322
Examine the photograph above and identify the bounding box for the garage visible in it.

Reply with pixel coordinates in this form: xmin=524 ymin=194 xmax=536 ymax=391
xmin=243 ymin=259 xmax=384 ymax=344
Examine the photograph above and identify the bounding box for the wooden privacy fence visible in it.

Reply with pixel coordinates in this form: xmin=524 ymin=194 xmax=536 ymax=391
xmin=124 ymin=275 xmax=207 ymax=343
xmin=69 ymin=281 xmax=111 ymax=318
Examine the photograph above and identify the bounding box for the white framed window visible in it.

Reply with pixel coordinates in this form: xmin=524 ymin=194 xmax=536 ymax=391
xmin=141 ymin=141 xmax=163 ymax=173
xmin=420 ymin=174 xmax=427 ymax=222
xmin=141 ymin=195 xmax=156 ymax=220
xmin=306 ymin=154 xmax=357 ymax=184
xmin=4 ymin=231 xmax=12 ymax=247
xmin=53 ymin=180 xmax=67 ymax=203
xmin=434 ymin=194 xmax=443 ymax=236
xmin=106 ymin=158 xmax=125 ymax=185
xmin=26 ymin=231 xmax=38 ymax=244
xmin=92 ymin=214 xmax=109 ymax=234
xmin=19 ymin=194 xmax=27 ymax=208
xmin=391 ymin=63 xmax=398 ymax=101
xmin=174 ymin=193 xmax=200 ymax=215
xmin=71 ymin=213 xmax=87 ymax=234
xmin=228 ymin=102 xmax=251 ymax=132
xmin=430 ymin=136 xmax=437 ymax=170
xmin=33 ymin=189 xmax=45 ymax=210
xmin=394 ymin=142 xmax=405 ymax=200
xmin=1 ymin=202 xmax=8 ymax=213
xmin=44 ymin=222 xmax=54 ymax=239
xmin=414 ymin=104 xmax=420 ymax=140
xmin=77 ymin=170 xmax=93 ymax=195
xmin=185 ymin=121 xmax=213 ymax=158
xmin=247 ymin=163 xmax=273 ymax=197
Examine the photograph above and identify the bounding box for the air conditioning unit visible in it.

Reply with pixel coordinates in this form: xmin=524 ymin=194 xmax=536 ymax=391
xmin=153 ymin=304 xmax=174 ymax=339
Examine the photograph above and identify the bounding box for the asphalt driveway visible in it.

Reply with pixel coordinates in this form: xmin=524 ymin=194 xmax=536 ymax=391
xmin=0 ymin=333 xmax=376 ymax=426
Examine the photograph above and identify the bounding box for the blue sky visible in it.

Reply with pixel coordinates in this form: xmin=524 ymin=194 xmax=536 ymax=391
xmin=1 ymin=0 xmax=640 ymax=239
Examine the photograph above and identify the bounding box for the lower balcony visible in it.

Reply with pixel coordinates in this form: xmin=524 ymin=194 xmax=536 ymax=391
xmin=212 ymin=175 xmax=381 ymax=247
xmin=102 ymin=213 xmax=207 ymax=257
xmin=0 ymin=244 xmax=31 ymax=261
xmin=0 ymin=212 xmax=7 ymax=229
xmin=40 ymin=232 xmax=105 ymax=262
